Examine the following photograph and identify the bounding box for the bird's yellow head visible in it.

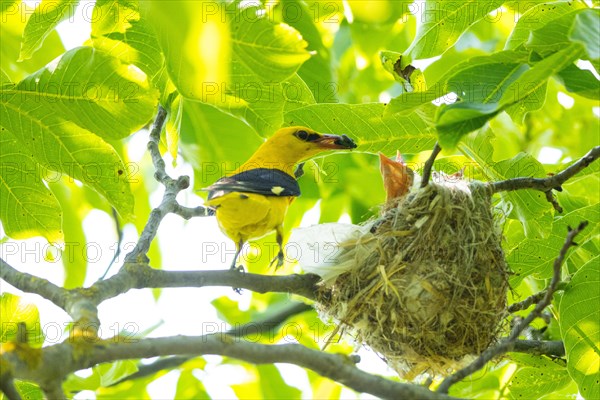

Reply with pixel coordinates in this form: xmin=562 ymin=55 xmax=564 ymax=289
xmin=240 ymin=126 xmax=357 ymax=176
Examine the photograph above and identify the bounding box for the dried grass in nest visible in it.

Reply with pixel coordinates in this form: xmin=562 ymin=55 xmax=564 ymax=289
xmin=316 ymin=181 xmax=509 ymax=377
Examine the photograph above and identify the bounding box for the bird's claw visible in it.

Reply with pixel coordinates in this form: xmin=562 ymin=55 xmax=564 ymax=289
xmin=229 ymin=264 xmax=245 ymax=273
xmin=269 ymin=252 xmax=285 ymax=269
xmin=229 ymin=264 xmax=245 ymax=294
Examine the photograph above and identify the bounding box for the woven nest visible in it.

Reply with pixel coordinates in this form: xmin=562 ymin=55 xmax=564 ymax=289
xmin=316 ymin=181 xmax=509 ymax=377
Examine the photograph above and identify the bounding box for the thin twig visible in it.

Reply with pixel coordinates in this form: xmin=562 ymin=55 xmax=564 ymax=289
xmin=437 ymin=221 xmax=588 ymax=394
xmin=99 ymin=208 xmax=125 ymax=280
xmin=421 ymin=142 xmax=442 ymax=188
xmin=508 ymin=290 xmax=547 ymax=313
xmin=123 ymin=106 xmax=212 ymax=263
xmin=108 ymin=302 xmax=313 ymax=386
xmin=490 ymin=146 xmax=599 ymax=198
xmin=509 ymin=340 xmax=565 ymax=358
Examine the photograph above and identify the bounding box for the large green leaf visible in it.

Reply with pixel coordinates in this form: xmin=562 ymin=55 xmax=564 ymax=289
xmin=145 ymin=2 xmax=311 ymax=135
xmin=180 ymin=99 xmax=263 ymax=190
xmin=525 ymin=8 xmax=588 ymax=56
xmin=506 ymin=354 xmax=574 ymax=399
xmin=556 ymin=64 xmax=600 ymax=100
xmin=284 ymin=103 xmax=437 ymax=154
xmin=276 ymin=0 xmax=336 ymax=102
xmin=19 ymin=0 xmax=79 ymax=60
xmin=559 ymin=256 xmax=600 ymax=400
xmin=91 ymin=0 xmax=166 ymax=88
xmin=406 ymin=0 xmax=505 ymax=59
xmin=0 ymin=47 xmax=158 ymax=223
xmin=506 ymin=203 xmax=599 ymax=285
xmin=1 ymin=2 xmax=65 ymax=82
xmin=385 ymin=49 xmax=529 ymax=117
xmin=0 ymin=130 xmax=62 ymax=242
xmin=505 ymin=1 xmax=587 ymax=50
xmin=569 ymin=8 xmax=600 ymax=71
xmin=435 ymin=43 xmax=583 ymax=148
xmin=461 ymin=128 xmax=552 ymax=238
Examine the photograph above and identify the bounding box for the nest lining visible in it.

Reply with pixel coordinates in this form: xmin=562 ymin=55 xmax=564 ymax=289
xmin=317 ymin=181 xmax=509 ymax=377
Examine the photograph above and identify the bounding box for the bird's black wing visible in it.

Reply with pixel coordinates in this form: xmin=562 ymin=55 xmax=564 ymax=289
xmin=205 ymin=168 xmax=301 ymax=200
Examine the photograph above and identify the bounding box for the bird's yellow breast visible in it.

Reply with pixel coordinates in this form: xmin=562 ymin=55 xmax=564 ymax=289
xmin=207 ymin=192 xmax=292 ymax=244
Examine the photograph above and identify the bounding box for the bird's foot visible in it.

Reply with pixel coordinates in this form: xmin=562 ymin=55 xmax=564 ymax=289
xmin=230 ymin=264 xmax=245 ymax=273
xmin=269 ymin=251 xmax=285 ymax=269
xmin=229 ymin=264 xmax=245 ymax=294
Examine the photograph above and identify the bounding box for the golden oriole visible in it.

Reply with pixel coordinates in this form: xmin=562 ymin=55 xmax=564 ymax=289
xmin=205 ymin=126 xmax=357 ymax=270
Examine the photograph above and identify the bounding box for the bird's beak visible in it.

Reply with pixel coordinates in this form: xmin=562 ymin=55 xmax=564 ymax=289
xmin=313 ymin=134 xmax=358 ymax=149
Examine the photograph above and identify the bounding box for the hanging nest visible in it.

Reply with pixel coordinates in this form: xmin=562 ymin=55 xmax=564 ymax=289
xmin=314 ymin=180 xmax=509 ymax=377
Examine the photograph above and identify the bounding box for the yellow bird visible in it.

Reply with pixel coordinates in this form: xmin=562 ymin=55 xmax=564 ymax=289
xmin=204 ymin=126 xmax=357 ymax=270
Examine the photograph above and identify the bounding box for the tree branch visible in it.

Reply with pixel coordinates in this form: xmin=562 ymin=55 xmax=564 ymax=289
xmin=109 ymin=302 xmax=314 ymax=386
xmin=509 ymin=340 xmax=565 ymax=358
xmin=0 ymin=258 xmax=69 ymax=310
xmin=91 ymin=265 xmax=321 ymax=304
xmin=0 ymin=371 xmax=21 ymax=400
xmin=421 ymin=142 xmax=442 ymax=188
xmin=2 ymin=334 xmax=456 ymax=400
xmin=490 ymin=146 xmax=599 ymax=197
xmin=437 ymin=221 xmax=588 ymax=393
xmin=123 ymin=106 xmax=212 ymax=264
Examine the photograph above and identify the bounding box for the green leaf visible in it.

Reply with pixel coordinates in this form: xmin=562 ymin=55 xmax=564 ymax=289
xmin=94 ymin=360 xmax=139 ymax=387
xmin=525 ymin=9 xmax=586 ymax=56
xmin=1 ymin=47 xmax=158 ymax=221
xmin=406 ymin=0 xmax=505 ymax=59
xmin=570 ymin=9 xmax=600 ymax=69
xmin=48 ymin=181 xmax=89 ymax=288
xmin=91 ymin=0 xmax=166 ymax=90
xmin=0 ymin=130 xmax=63 ymax=242
xmin=0 ymin=293 xmax=44 ymax=346
xmin=385 ymin=49 xmax=530 ymax=117
xmin=505 ymin=1 xmax=587 ymax=50
xmin=556 ymin=64 xmax=600 ymax=100
xmin=175 ymin=370 xmax=209 ymax=399
xmin=19 ymin=0 xmax=78 ymax=61
xmin=460 ymin=128 xmax=552 ymax=238
xmin=506 ymin=203 xmax=599 ymax=285
xmin=179 ymin=99 xmax=262 ymax=190
xmin=15 ymin=381 xmax=44 ymax=400
xmin=1 ymin=2 xmax=65 ymax=82
xmin=559 ymin=256 xmax=600 ymax=400
xmin=436 ymin=102 xmax=500 ymax=148
xmin=258 ymin=364 xmax=302 ymax=399
xmin=1 ymin=69 xmax=12 ymax=85
xmin=506 ymin=354 xmax=573 ymax=399
xmin=500 ymin=44 xmax=583 ymax=122
xmin=277 ymin=0 xmax=335 ymax=102
xmin=380 ymin=50 xmax=426 ymax=93
xmin=284 ymin=103 xmax=437 ymax=154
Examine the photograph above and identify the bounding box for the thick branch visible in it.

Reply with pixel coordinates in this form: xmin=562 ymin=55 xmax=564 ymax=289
xmin=490 ymin=146 xmax=600 ymax=193
xmin=0 ymin=258 xmax=69 ymax=310
xmin=421 ymin=142 xmax=442 ymax=188
xmin=3 ymin=335 xmax=457 ymax=400
xmin=91 ymin=265 xmax=321 ymax=303
xmin=437 ymin=221 xmax=588 ymax=393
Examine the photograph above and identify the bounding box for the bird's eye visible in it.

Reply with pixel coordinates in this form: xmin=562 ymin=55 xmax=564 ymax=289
xmin=296 ymin=130 xmax=309 ymax=140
